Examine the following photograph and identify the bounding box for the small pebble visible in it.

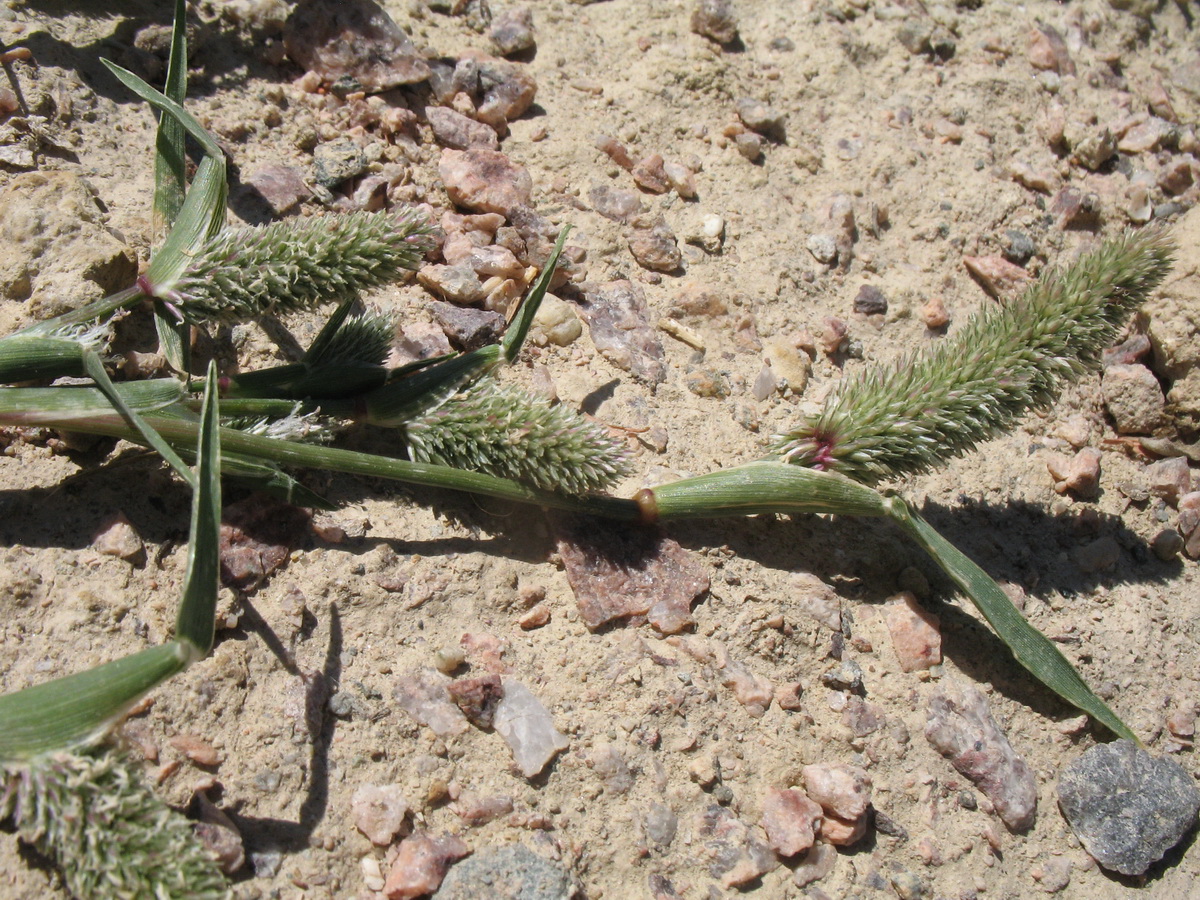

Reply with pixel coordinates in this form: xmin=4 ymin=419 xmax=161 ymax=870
xmin=919 ymin=296 xmax=949 ymax=329
xmin=351 ymin=784 xmax=409 ymax=845
xmin=963 ymin=255 xmax=1031 ymax=299
xmin=588 ymin=182 xmax=645 ymax=222
xmin=168 ymin=734 xmax=222 ymax=767
xmin=429 ymin=300 xmax=505 ymax=350
xmin=446 ymin=674 xmax=503 ymax=730
xmin=425 ymin=106 xmax=498 ymax=150
xmin=418 ymin=264 xmax=486 ymax=304
xmin=1102 ymin=364 xmax=1165 ymax=434
xmin=518 ymin=602 xmax=550 ymax=629
xmin=312 ymin=139 xmax=367 ymax=188
xmin=488 ymin=6 xmax=535 ymax=56
xmin=494 ymin=678 xmax=569 ymax=778
xmin=245 ymin=164 xmax=311 ymax=215
xmin=821 ymin=659 xmax=863 ymax=692
xmin=691 ymin=0 xmax=738 ymax=45
xmin=1151 ymin=528 xmax=1184 ymax=561
xmin=734 ymin=132 xmax=763 ymax=161
xmin=1046 ymin=446 xmax=1101 ymax=497
xmin=382 ymin=832 xmax=470 ymax=900
xmin=439 ymin=148 xmax=532 ymax=215
xmin=792 ymin=842 xmax=838 ymax=887
xmin=807 ymin=233 xmax=838 ymax=264
xmin=761 ymin=787 xmax=822 ymax=857
xmin=1002 ymin=229 xmax=1036 ymax=265
xmin=628 ymin=217 xmax=682 ymax=272
xmin=1144 ymin=456 xmax=1191 ymax=505
xmin=91 ymin=512 xmax=145 ymax=563
xmin=853 ymin=284 xmax=888 ymax=316
xmin=632 ymin=153 xmax=670 ymax=194
xmin=883 ymin=592 xmax=941 ymax=672
xmin=735 ymin=97 xmax=784 ymax=137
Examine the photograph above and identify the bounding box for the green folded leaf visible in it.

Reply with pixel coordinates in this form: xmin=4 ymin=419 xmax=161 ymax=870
xmin=152 ymin=0 xmax=189 ymax=238
xmin=883 ymin=494 xmax=1135 ymax=742
xmin=174 ymin=361 xmax=222 ymax=657
xmin=0 ymin=643 xmax=189 ymax=761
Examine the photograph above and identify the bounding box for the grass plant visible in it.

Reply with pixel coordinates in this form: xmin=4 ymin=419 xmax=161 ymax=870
xmin=0 ymin=2 xmax=1179 ymax=896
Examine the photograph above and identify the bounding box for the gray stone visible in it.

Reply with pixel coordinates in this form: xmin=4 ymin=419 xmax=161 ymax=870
xmin=691 ymin=0 xmax=738 ymax=45
xmin=1058 ymin=739 xmax=1200 ymax=875
xmin=433 ymin=844 xmax=573 ymax=900
xmin=426 ymin=106 xmax=499 ymax=150
xmin=312 ymin=139 xmax=367 ymax=187
xmin=489 ymin=6 xmax=536 ymax=57
xmin=429 ymin=300 xmax=505 ymax=350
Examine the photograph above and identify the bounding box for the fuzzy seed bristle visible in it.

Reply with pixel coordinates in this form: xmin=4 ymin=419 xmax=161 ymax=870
xmin=1 ymin=748 xmax=230 ymax=899
xmin=772 ymin=228 xmax=1175 ymax=483
xmin=167 ymin=210 xmax=435 ymax=324
xmin=406 ymin=379 xmax=631 ymax=493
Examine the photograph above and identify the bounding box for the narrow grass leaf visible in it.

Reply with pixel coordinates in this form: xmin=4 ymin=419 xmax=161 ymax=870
xmin=0 ymin=643 xmax=189 ymax=760
xmin=174 ymin=362 xmax=222 ymax=657
xmin=884 ymin=494 xmax=1136 ymax=741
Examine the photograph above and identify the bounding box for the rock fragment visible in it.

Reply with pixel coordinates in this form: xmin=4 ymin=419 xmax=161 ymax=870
xmin=963 ymin=255 xmax=1031 ymax=299
xmin=488 ymin=6 xmax=535 ymax=57
xmin=761 ymin=788 xmax=822 ymax=857
xmin=383 ymin=832 xmax=470 ymax=900
xmin=447 ymin=674 xmax=504 ymax=730
xmin=439 ymin=149 xmax=532 ymax=214
xmin=925 ymin=680 xmax=1037 ymax=831
xmin=735 ymin=97 xmax=784 ymax=138
xmin=1102 ymin=364 xmax=1165 ymax=433
xmin=425 ymin=106 xmax=499 ymax=150
xmin=588 ymin=182 xmax=645 ymax=222
xmin=469 ymin=54 xmax=538 ymax=131
xmin=631 ymin=153 xmax=670 ymax=194
xmin=1027 ymin=24 xmax=1074 ymax=76
xmin=394 ymin=668 xmax=470 ymax=737
xmin=283 ymin=0 xmax=431 ymax=91
xmin=1058 ymin=739 xmax=1200 ymax=876
xmin=219 ymin=496 xmax=309 ymax=591
xmin=644 ymin=803 xmax=678 ymax=846
xmin=792 ymin=842 xmax=838 ymax=887
xmin=697 ymin=805 xmax=777 ymax=888
xmin=418 ymin=264 xmax=487 ymax=304
xmin=691 ymin=0 xmax=739 ymax=45
xmin=1144 ymin=456 xmax=1191 ymax=505
xmin=92 ymin=513 xmax=145 ymax=564
xmin=433 ymin=844 xmax=573 ymax=900
xmin=556 ymin=518 xmax=708 ymax=633
xmin=791 ymin=572 xmax=841 ymax=630
xmin=628 ymin=217 xmax=682 ymax=272
xmin=244 ymin=165 xmax=311 ymax=215
xmin=576 ymin=280 xmax=668 ymax=384
xmin=853 ymin=284 xmax=888 ymax=316
xmin=1046 ymin=446 xmax=1102 ymax=497
xmin=429 ymin=300 xmax=505 ymax=350
xmin=493 ymin=678 xmax=569 ymax=778
xmin=883 ymin=592 xmax=941 ymax=672
xmin=352 ymin=784 xmax=409 ymax=845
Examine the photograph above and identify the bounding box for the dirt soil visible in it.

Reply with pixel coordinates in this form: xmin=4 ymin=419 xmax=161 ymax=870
xmin=2 ymin=1 xmax=1199 ymax=898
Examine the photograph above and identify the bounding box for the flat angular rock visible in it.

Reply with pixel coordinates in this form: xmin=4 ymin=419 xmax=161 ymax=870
xmin=556 ymin=518 xmax=709 ymax=633
xmin=493 ymin=678 xmax=569 ymax=778
xmin=761 ymin=787 xmax=822 ymax=857
xmin=425 ymin=106 xmax=498 ymax=151
xmin=489 ymin=6 xmax=536 ymax=57
xmin=284 ymin=0 xmax=430 ymax=91
xmin=462 ymin=52 xmax=538 ymax=131
xmin=394 ymin=668 xmax=470 ymax=737
xmin=588 ymin=182 xmax=646 ymax=222
xmin=244 ymin=165 xmax=311 ymax=215
xmin=352 ymin=784 xmax=409 ymax=845
xmin=575 ymin=280 xmax=667 ymax=385
xmin=628 ymin=217 xmax=682 ymax=273
xmin=1058 ymin=739 xmax=1200 ymax=875
xmin=925 ymin=680 xmax=1037 ymax=831
xmin=384 ymin=832 xmax=470 ymax=900
xmin=439 ymin=149 xmax=532 ymax=215
xmin=429 ymin=300 xmax=505 ymax=350
xmin=697 ymin=805 xmax=777 ymax=888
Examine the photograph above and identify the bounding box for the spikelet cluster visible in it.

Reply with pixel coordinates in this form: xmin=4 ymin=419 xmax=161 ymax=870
xmin=309 ymin=311 xmax=395 ymax=368
xmin=406 ymin=379 xmax=631 ymax=493
xmin=168 ymin=210 xmax=435 ymax=324
xmin=773 ymin=229 xmax=1175 ymax=484
xmin=1 ymin=748 xmax=229 ymax=899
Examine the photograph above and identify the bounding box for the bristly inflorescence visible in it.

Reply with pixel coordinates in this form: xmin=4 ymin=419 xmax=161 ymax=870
xmin=406 ymin=379 xmax=632 ymax=494
xmin=163 ymin=210 xmax=436 ymax=324
xmin=1 ymin=748 xmax=230 ymax=899
xmin=308 ymin=310 xmax=396 ymax=369
xmin=772 ymin=228 xmax=1175 ymax=484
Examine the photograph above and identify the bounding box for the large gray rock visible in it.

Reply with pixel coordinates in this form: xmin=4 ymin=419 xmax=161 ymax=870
xmin=1058 ymin=739 xmax=1200 ymax=876
xmin=433 ymin=844 xmax=573 ymax=900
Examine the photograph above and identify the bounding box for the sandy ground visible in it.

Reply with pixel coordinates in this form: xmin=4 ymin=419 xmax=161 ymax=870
xmin=2 ymin=0 xmax=1199 ymax=898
